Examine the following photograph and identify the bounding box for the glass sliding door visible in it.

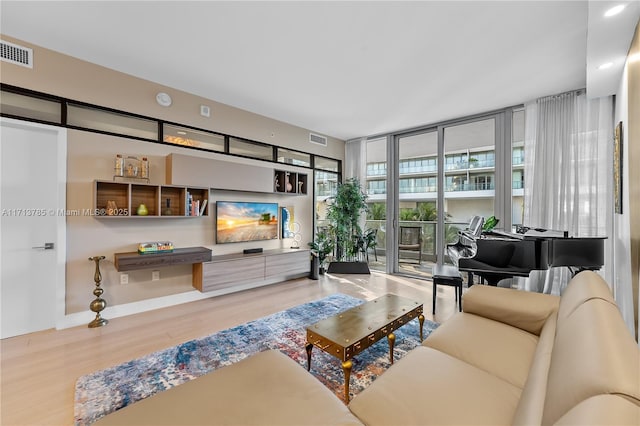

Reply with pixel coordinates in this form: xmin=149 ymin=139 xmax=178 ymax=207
xmin=391 ymin=117 xmax=498 ymax=278
xmin=442 ymin=118 xmax=496 ymax=265
xmin=358 ymin=107 xmax=515 ymax=280
xmin=365 ymin=137 xmax=387 ymax=271
xmin=396 ymin=131 xmax=438 ymax=278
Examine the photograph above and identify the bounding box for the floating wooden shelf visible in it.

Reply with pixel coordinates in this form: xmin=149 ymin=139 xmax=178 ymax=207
xmin=94 ymin=180 xmax=209 ymax=218
xmin=114 ymin=247 xmax=212 ymax=272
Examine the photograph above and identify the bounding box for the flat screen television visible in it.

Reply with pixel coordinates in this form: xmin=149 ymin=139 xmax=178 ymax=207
xmin=215 ymin=201 xmax=279 ymax=244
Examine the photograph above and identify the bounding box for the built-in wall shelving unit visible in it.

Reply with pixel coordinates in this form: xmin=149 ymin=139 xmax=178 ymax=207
xmin=274 ymin=170 xmax=307 ymax=195
xmin=94 ymin=180 xmax=209 ymax=218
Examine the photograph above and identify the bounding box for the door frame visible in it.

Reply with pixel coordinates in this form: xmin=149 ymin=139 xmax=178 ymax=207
xmin=0 ymin=117 xmax=67 ymax=333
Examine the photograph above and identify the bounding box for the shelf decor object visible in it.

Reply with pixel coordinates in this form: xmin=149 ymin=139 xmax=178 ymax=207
xmin=88 ymin=255 xmax=108 ymax=328
xmin=138 ymin=241 xmax=174 ymax=254
xmin=113 ymin=155 xmax=150 ymax=183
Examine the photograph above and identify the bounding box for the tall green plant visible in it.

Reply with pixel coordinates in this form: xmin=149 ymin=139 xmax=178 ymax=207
xmin=326 ymin=178 xmax=368 ymax=261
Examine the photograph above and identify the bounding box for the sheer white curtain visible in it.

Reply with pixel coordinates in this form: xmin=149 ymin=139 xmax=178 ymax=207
xmin=522 ymin=91 xmax=613 ymax=295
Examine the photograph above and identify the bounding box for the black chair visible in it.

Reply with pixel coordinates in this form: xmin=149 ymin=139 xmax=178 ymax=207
xmin=399 ymin=226 xmax=422 ymax=264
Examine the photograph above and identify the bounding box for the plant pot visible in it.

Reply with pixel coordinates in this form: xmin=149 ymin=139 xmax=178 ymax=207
xmin=326 ymin=261 xmax=370 ymax=274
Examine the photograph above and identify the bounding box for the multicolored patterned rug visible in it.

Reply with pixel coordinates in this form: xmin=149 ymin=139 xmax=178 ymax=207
xmin=74 ymin=293 xmax=438 ymax=425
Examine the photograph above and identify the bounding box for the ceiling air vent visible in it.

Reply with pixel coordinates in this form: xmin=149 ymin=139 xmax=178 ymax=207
xmin=309 ymin=133 xmax=327 ymax=146
xmin=1 ymin=40 xmax=33 ymax=68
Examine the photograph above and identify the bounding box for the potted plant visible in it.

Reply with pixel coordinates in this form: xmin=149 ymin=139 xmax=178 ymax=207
xmin=325 ymin=178 xmax=370 ymax=274
xmin=308 ymin=228 xmax=334 ymax=274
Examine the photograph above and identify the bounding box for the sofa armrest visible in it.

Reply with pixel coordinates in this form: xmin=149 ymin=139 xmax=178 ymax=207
xmin=463 ymin=285 xmax=560 ymax=335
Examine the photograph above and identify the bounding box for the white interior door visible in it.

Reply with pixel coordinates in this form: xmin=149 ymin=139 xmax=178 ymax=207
xmin=1 ymin=118 xmax=66 ymax=339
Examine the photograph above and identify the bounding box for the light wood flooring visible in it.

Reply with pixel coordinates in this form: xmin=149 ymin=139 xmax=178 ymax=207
xmin=0 ymin=271 xmax=458 ymax=425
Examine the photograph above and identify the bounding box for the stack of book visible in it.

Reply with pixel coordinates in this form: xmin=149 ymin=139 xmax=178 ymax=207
xmin=138 ymin=241 xmax=174 ymax=254
xmin=186 ymin=191 xmax=207 ymax=216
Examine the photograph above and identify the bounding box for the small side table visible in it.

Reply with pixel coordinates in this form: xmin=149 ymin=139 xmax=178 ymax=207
xmin=432 ymin=264 xmax=463 ymax=314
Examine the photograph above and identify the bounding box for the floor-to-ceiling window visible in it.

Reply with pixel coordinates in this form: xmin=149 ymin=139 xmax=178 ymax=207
xmin=365 ymin=137 xmax=387 ymax=271
xmin=512 ymin=109 xmax=525 ymax=227
xmin=442 ymin=117 xmax=497 ymax=259
xmin=314 ymin=156 xmax=340 ymax=235
xmin=396 ymin=131 xmax=438 ymax=277
xmin=362 ymin=107 xmax=518 ymax=279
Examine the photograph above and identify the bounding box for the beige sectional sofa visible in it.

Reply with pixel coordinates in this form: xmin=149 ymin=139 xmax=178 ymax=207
xmin=95 ymin=271 xmax=640 ymax=425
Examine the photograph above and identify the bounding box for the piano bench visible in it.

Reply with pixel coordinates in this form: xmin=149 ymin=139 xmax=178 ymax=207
xmin=432 ymin=264 xmax=463 ymax=314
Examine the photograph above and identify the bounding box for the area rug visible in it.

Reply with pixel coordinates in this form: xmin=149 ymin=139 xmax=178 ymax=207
xmin=74 ymin=293 xmax=438 ymax=425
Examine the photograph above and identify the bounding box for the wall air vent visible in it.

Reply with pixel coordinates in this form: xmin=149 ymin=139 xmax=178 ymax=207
xmin=309 ymin=133 xmax=328 ymax=146
xmin=0 ymin=40 xmax=33 ymax=68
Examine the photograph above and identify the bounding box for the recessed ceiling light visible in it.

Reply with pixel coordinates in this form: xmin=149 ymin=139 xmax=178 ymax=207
xmin=598 ymin=62 xmax=614 ymax=70
xmin=604 ymin=4 xmax=625 ymax=17
xmin=177 ymin=131 xmax=187 ymax=135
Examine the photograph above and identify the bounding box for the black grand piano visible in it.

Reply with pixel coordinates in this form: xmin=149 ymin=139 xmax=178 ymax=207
xmin=457 ymin=228 xmax=606 ymax=286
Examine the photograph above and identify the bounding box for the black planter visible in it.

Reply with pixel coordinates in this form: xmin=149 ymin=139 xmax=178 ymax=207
xmin=326 ymin=261 xmax=371 ymax=274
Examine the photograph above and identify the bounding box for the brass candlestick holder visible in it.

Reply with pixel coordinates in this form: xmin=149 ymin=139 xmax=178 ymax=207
xmin=88 ymin=256 xmax=108 ymax=328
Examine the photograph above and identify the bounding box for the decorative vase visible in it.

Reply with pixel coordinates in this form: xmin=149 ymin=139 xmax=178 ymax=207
xmin=163 ymin=198 xmax=172 ymax=216
xmin=88 ymin=256 xmax=108 ymax=328
xmin=285 ymin=174 xmax=293 ymax=192
xmin=137 ymin=203 xmax=148 ymax=216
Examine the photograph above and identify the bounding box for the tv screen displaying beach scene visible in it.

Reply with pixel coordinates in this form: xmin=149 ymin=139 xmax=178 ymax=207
xmin=215 ymin=201 xmax=279 ymax=244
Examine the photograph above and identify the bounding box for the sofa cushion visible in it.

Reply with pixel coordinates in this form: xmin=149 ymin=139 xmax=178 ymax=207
xmin=556 ymin=271 xmax=616 ymax=322
xmin=462 ymin=284 xmax=559 ymax=335
xmin=422 ymin=312 xmax=538 ymax=389
xmin=348 ymin=346 xmax=521 ymax=425
xmin=511 ymin=312 xmax=558 ymax=425
xmin=94 ymin=349 xmax=363 ymax=426
xmin=553 ymin=395 xmax=640 ymax=425
xmin=542 ymin=298 xmax=640 ymax=425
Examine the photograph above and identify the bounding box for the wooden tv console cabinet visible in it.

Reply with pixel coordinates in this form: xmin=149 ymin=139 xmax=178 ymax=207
xmin=193 ymin=249 xmax=311 ymax=293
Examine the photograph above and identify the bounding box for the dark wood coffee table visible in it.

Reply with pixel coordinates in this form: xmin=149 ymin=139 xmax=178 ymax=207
xmin=305 ymin=294 xmax=424 ymax=402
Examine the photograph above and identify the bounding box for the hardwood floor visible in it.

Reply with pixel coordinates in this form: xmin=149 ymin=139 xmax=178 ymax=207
xmin=0 ymin=271 xmax=458 ymax=425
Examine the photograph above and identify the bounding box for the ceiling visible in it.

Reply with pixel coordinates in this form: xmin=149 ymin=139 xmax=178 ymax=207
xmin=1 ymin=1 xmax=638 ymax=141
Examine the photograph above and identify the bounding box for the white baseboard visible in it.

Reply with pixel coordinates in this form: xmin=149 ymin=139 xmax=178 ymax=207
xmin=56 ymin=277 xmax=306 ymax=330
xmin=56 ymin=290 xmax=212 ymax=330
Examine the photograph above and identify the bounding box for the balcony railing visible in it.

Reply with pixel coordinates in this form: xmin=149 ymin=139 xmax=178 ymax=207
xmin=400 ymin=165 xmax=437 ymax=174
xmin=445 ymin=182 xmax=495 ymax=191
xmin=367 ymin=169 xmax=387 ymax=176
xmin=468 ymin=159 xmax=495 ymax=168
xmin=363 ymin=220 xmax=470 ymax=263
